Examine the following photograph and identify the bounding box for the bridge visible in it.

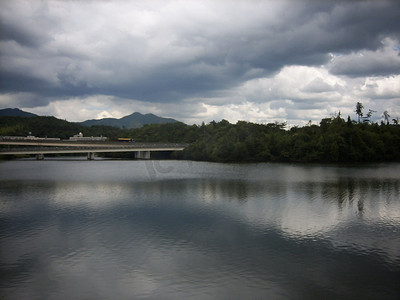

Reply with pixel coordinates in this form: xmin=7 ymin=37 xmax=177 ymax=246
xmin=0 ymin=140 xmax=187 ymax=160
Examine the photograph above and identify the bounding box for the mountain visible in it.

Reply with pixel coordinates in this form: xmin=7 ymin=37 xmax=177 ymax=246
xmin=0 ymin=108 xmax=37 ymax=117
xmin=80 ymin=112 xmax=179 ymax=129
xmin=0 ymin=108 xmax=180 ymax=129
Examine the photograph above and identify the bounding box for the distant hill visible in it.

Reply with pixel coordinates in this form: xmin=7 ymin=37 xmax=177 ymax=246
xmin=80 ymin=112 xmax=179 ymax=129
xmin=0 ymin=108 xmax=37 ymax=118
xmin=0 ymin=113 xmax=124 ymax=140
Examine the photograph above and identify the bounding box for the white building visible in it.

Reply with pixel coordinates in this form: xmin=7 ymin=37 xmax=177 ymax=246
xmin=69 ymin=132 xmax=107 ymax=141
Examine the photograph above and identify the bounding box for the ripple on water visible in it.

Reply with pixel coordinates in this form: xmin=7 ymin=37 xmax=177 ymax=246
xmin=1 ymin=161 xmax=400 ymax=299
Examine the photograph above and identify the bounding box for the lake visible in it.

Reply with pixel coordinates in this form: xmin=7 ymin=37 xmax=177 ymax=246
xmin=1 ymin=159 xmax=399 ymax=299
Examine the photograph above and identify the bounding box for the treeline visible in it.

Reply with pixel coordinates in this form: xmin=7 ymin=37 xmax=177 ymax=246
xmin=122 ymin=116 xmax=400 ymax=163
xmin=1 ymin=114 xmax=400 ymax=163
xmin=181 ymin=117 xmax=400 ymax=163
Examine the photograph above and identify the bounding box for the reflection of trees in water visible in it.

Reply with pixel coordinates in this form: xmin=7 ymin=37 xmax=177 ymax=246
xmin=291 ymin=178 xmax=399 ymax=219
xmin=202 ymin=176 xmax=400 ymax=217
xmin=198 ymin=179 xmax=250 ymax=204
xmin=139 ymin=178 xmax=252 ymax=204
xmin=347 ymin=179 xmax=356 ymax=204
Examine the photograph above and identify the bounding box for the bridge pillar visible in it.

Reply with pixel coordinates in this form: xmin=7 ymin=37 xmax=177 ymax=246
xmin=135 ymin=151 xmax=151 ymax=160
xmin=87 ymin=152 xmax=95 ymax=160
xmin=36 ymin=153 xmax=44 ymax=160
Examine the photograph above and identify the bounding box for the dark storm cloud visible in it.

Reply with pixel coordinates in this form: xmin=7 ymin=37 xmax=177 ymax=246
xmin=0 ymin=0 xmax=399 ymax=109
xmin=328 ymin=39 xmax=400 ymax=77
xmin=0 ymin=0 xmax=54 ymax=47
xmin=330 ymin=55 xmax=400 ymax=77
xmin=319 ymin=1 xmax=400 ymax=49
xmin=0 ymin=19 xmax=48 ymax=48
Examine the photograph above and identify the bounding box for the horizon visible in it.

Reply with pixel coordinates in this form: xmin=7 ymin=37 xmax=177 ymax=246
xmin=1 ymin=106 xmax=394 ymax=128
xmin=1 ymin=1 xmax=399 ymax=126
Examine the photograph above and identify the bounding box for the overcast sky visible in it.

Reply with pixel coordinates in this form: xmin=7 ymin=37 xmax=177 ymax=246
xmin=1 ymin=0 xmax=399 ymax=125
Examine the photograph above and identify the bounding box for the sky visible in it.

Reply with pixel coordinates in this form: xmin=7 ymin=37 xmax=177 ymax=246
xmin=1 ymin=0 xmax=400 ymax=126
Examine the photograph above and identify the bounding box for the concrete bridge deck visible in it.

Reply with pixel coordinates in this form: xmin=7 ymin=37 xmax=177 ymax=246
xmin=0 ymin=141 xmax=187 ymax=160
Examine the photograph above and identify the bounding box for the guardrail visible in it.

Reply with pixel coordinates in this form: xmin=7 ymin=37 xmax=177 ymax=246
xmin=0 ymin=142 xmax=187 ymax=158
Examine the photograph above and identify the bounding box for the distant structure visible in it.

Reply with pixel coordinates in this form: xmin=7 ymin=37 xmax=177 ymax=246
xmin=69 ymin=132 xmax=107 ymax=142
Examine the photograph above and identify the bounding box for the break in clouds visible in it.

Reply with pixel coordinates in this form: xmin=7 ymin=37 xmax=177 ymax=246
xmin=0 ymin=0 xmax=399 ymax=125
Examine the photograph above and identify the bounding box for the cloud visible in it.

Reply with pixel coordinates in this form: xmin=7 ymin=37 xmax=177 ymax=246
xmin=0 ymin=1 xmax=54 ymax=47
xmin=358 ymin=75 xmax=400 ymax=100
xmin=329 ymin=38 xmax=400 ymax=77
xmin=221 ymin=66 xmax=350 ymax=122
xmin=0 ymin=0 xmax=399 ymax=124
xmin=18 ymin=66 xmax=400 ymax=126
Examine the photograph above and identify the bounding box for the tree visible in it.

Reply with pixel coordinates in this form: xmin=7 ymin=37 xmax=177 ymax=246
xmin=362 ymin=109 xmax=376 ymax=123
xmin=355 ymin=102 xmax=364 ymax=123
xmin=383 ymin=111 xmax=391 ymax=125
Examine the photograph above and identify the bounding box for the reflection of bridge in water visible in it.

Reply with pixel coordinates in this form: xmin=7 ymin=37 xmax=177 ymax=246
xmin=0 ymin=140 xmax=187 ymax=160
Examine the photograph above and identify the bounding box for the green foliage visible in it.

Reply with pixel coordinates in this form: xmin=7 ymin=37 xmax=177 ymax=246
xmin=355 ymin=102 xmax=364 ymax=123
xmin=182 ymin=116 xmax=400 ymax=163
xmin=1 ymin=112 xmax=400 ymax=163
xmin=125 ymin=122 xmax=199 ymax=143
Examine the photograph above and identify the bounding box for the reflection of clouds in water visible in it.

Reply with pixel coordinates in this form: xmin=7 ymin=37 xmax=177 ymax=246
xmin=231 ymin=178 xmax=400 ymax=264
xmin=121 ymin=272 xmax=158 ymax=297
xmin=6 ymin=214 xmax=287 ymax=298
xmin=2 ymin=173 xmax=399 ymax=232
xmin=3 ymin=172 xmax=399 ymax=260
xmin=1 ymin=161 xmax=400 ymax=298
xmin=3 ymin=194 xmax=397 ymax=299
xmin=48 ymin=250 xmax=159 ymax=299
xmin=194 ymin=179 xmax=249 ymax=204
xmin=237 ymin=178 xmax=400 ymax=233
xmin=52 ymin=182 xmax=131 ymax=209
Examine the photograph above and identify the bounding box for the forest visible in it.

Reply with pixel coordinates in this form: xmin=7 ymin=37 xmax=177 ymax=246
xmin=179 ymin=116 xmax=400 ymax=163
xmin=1 ymin=106 xmax=399 ymax=163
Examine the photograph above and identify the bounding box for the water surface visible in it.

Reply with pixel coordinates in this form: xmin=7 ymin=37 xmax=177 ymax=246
xmin=1 ymin=160 xmax=399 ymax=299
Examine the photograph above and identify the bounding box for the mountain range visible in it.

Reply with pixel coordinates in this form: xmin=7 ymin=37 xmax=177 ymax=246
xmin=0 ymin=108 xmax=179 ymax=129
xmin=80 ymin=112 xmax=178 ymax=128
xmin=0 ymin=108 xmax=37 ymax=118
